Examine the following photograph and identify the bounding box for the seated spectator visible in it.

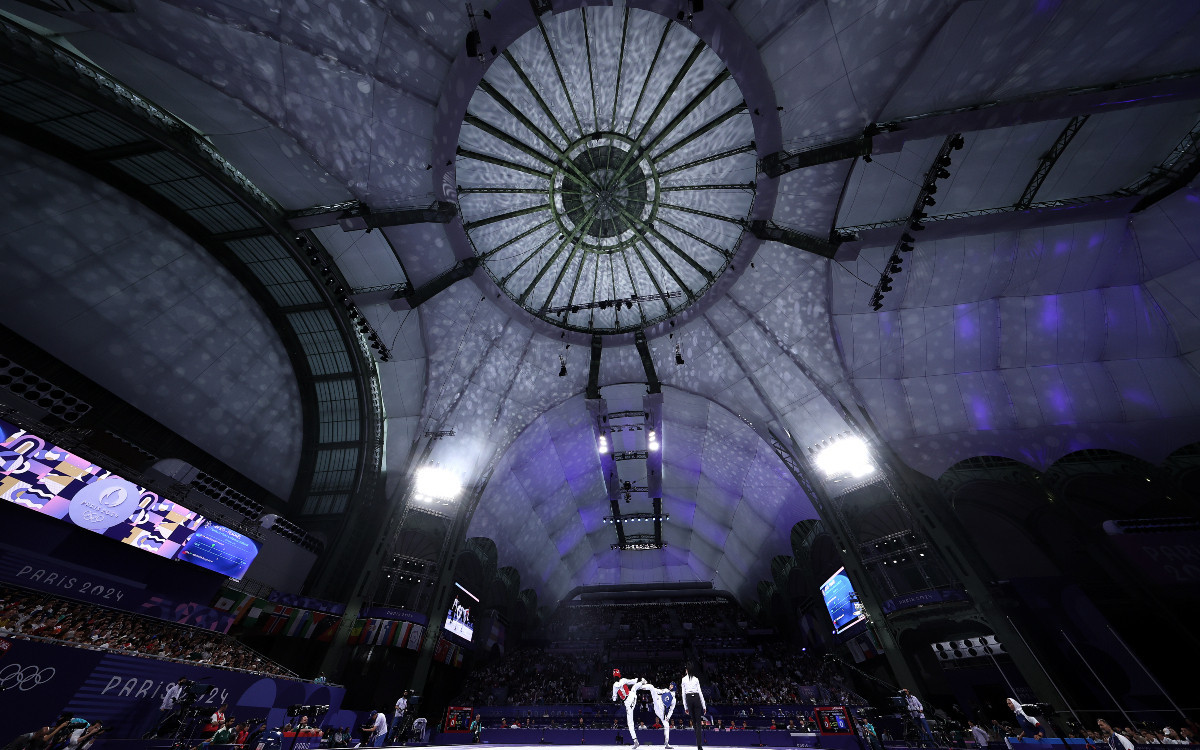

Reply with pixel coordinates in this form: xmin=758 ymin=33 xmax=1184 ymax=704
xmin=0 ymin=585 xmax=291 ymax=678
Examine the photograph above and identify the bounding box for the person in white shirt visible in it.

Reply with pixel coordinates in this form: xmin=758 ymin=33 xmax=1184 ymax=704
xmin=391 ymin=691 xmax=409 ymax=742
xmin=968 ymin=720 xmax=990 ymax=749
xmin=901 ymin=689 xmax=934 ymax=744
xmin=681 ymin=664 xmax=707 ymax=750
xmin=1098 ymin=719 xmax=1135 ymax=750
xmin=612 ymin=669 xmax=644 ymax=749
xmin=371 ymin=710 xmax=388 ymax=747
xmin=147 ymin=677 xmax=186 ymax=737
xmin=641 ymin=681 xmax=678 ymax=749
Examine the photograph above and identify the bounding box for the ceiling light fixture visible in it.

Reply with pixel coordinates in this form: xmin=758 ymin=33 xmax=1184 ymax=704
xmin=414 ymin=465 xmax=462 ymax=502
xmin=813 ymin=434 xmax=875 ymax=480
xmin=558 ymin=354 xmax=567 ymax=377
xmin=675 ymin=344 xmax=685 ymax=366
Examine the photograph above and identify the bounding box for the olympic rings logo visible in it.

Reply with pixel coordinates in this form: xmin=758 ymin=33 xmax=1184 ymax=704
xmin=0 ymin=663 xmax=56 ymax=691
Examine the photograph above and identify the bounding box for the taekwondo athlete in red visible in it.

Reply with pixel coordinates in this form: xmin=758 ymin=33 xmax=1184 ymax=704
xmin=612 ymin=669 xmax=645 ymax=749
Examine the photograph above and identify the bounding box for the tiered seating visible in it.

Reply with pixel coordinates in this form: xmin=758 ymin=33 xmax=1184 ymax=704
xmin=0 ymin=584 xmax=294 ymax=678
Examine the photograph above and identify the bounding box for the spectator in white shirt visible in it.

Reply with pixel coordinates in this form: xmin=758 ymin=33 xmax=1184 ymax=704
xmin=1098 ymin=719 xmax=1135 ymax=750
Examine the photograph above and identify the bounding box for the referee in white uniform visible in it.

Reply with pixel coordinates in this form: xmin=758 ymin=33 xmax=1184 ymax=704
xmin=680 ymin=663 xmax=706 ymax=749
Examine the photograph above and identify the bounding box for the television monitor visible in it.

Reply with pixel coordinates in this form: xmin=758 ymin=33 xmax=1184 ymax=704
xmin=0 ymin=418 xmax=259 ymax=576
xmin=820 ymin=566 xmax=866 ymax=634
xmin=444 ymin=595 xmax=473 ymax=641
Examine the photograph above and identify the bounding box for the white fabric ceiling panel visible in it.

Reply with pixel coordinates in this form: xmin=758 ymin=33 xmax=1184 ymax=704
xmin=1133 ymin=188 xmax=1200 ymax=279
xmin=313 ymin=227 xmax=407 ymax=288
xmin=770 ymin=161 xmax=849 ymax=235
xmin=1127 ymin=7 xmax=1200 ymax=76
xmin=384 ymin=224 xmax=457 ymax=287
xmin=732 ymin=0 xmax=817 ymax=48
xmin=988 ymin=2 xmax=1200 ymax=97
xmin=881 ymin=1 xmax=1200 ymax=120
xmin=838 ymin=139 xmax=940 ymax=226
xmin=900 ymin=377 xmax=938 ymax=437
xmin=1146 ymin=265 xmax=1200 ymax=361
xmin=1038 ymin=103 xmax=1200 ymax=202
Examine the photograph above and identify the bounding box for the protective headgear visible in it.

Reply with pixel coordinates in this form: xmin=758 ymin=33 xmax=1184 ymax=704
xmin=613 ymin=669 xmax=621 ymax=678
xmin=669 ymin=682 xmax=677 ymax=690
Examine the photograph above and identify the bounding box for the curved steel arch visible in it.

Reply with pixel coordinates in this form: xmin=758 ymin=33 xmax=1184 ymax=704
xmin=0 ymin=20 xmax=381 ymax=548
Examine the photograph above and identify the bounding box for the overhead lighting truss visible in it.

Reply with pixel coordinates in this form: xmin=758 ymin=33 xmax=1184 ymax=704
xmin=546 ymin=291 xmax=683 ymax=315
xmin=611 ymin=534 xmax=665 ymax=551
xmin=603 ymin=513 xmax=668 ymax=524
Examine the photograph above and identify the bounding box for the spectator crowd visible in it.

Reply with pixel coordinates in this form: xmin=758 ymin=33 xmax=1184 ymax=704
xmin=0 ymin=584 xmax=292 ymax=677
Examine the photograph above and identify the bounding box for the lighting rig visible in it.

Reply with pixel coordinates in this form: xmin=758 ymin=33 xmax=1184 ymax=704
xmin=612 ymin=535 xmax=663 ymax=551
xmin=597 ymin=404 xmax=665 ymax=550
xmin=546 ymin=290 xmax=684 ymax=315
xmin=603 ymin=513 xmax=668 ymax=524
xmin=869 ymin=133 xmax=964 ymax=312
xmin=297 ymin=232 xmax=392 ymax=362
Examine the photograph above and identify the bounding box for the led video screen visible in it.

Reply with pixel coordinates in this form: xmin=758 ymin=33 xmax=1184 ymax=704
xmin=0 ymin=418 xmax=259 ymax=578
xmin=820 ymin=566 xmax=867 ymax=635
xmin=444 ymin=594 xmax=473 ymax=642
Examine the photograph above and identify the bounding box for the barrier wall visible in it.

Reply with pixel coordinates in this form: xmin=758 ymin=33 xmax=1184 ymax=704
xmin=470 ymin=704 xmax=818 ymax=720
xmin=464 ymin=728 xmax=851 ymax=748
xmin=0 ymin=637 xmax=343 ymax=737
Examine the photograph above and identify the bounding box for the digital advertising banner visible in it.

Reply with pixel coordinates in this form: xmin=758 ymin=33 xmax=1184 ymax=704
xmin=819 ymin=567 xmax=867 ymax=635
xmin=0 ymin=418 xmax=258 ymax=579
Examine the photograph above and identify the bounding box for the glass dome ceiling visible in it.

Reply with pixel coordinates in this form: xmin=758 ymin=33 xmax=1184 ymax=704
xmin=456 ymin=7 xmax=757 ymax=333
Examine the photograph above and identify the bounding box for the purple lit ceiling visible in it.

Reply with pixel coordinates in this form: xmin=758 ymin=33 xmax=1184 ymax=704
xmin=9 ymin=0 xmax=1200 ymax=603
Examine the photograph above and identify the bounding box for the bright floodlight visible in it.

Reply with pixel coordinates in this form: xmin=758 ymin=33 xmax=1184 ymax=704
xmin=414 ymin=465 xmax=462 ymax=501
xmin=598 ymin=435 xmax=609 ymax=454
xmin=648 ymin=430 xmax=659 ymax=451
xmin=814 ymin=435 xmax=875 ymax=479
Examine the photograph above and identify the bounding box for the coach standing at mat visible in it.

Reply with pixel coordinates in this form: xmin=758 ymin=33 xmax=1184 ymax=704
xmin=681 ymin=664 xmax=707 ymax=749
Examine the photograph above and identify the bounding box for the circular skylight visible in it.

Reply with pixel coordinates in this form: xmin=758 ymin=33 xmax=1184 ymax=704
xmin=456 ymin=7 xmax=757 ymax=333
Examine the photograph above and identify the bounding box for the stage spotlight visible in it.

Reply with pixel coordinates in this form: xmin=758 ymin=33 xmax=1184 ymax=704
xmin=910 ymin=220 xmax=925 ymax=231
xmin=937 ymin=155 xmax=952 ymax=167
xmin=674 ymin=344 xmax=685 ymax=365
xmin=414 ymin=465 xmax=462 ymax=502
xmin=950 ymin=134 xmax=965 ymax=150
xmin=936 ymin=167 xmax=951 ymax=179
xmin=648 ymin=430 xmax=659 ymax=451
xmin=872 ymin=300 xmax=883 ymax=311
xmin=558 ymin=354 xmax=567 ymax=377
xmin=598 ymin=435 xmax=609 ymax=454
xmin=922 ymin=195 xmax=936 ymax=206
xmin=465 ymin=29 xmax=481 ymax=58
xmin=813 ymin=434 xmax=875 ymax=480
xmin=879 ymin=277 xmax=893 ymax=293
